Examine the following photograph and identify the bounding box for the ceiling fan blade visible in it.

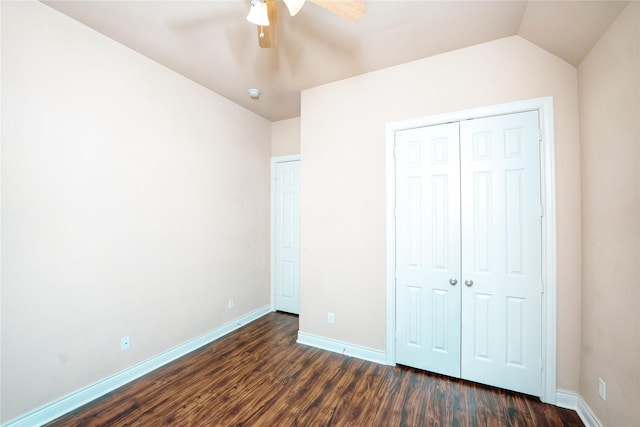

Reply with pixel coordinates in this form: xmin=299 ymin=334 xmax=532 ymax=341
xmin=309 ymin=0 xmax=367 ymax=22
xmin=258 ymin=0 xmax=278 ymax=48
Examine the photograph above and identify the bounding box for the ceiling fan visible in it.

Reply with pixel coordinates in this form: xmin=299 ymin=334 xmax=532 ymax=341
xmin=246 ymin=0 xmax=367 ymax=48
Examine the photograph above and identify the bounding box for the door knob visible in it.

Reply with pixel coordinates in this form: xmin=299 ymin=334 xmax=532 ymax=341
xmin=464 ymin=279 xmax=474 ymax=287
xmin=449 ymin=278 xmax=458 ymax=286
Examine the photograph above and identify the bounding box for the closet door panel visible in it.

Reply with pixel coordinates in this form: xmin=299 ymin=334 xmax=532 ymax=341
xmin=395 ymin=122 xmax=461 ymax=377
xmin=460 ymin=111 xmax=542 ymax=396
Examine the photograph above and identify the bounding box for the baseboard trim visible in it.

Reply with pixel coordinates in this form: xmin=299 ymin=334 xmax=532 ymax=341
xmin=296 ymin=331 xmax=387 ymax=365
xmin=576 ymin=395 xmax=603 ymax=427
xmin=556 ymin=389 xmax=602 ymax=427
xmin=3 ymin=305 xmax=272 ymax=427
xmin=555 ymin=389 xmax=579 ymax=409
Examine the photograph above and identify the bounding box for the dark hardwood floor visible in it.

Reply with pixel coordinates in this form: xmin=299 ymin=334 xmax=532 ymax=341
xmin=47 ymin=312 xmax=583 ymax=426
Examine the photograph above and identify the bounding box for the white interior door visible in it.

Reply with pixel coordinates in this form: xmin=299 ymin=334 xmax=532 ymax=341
xmin=274 ymin=160 xmax=300 ymax=314
xmin=460 ymin=111 xmax=542 ymax=396
xmin=395 ymin=110 xmax=542 ymax=396
xmin=395 ymin=122 xmax=461 ymax=377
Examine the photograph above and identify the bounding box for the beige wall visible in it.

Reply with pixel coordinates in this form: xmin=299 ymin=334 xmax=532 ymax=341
xmin=578 ymin=3 xmax=640 ymax=426
xmin=271 ymin=117 xmax=301 ymax=157
xmin=300 ymin=35 xmax=582 ymax=392
xmin=0 ymin=1 xmax=271 ymax=422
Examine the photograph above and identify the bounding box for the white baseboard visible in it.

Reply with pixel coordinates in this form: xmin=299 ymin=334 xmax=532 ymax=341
xmin=296 ymin=331 xmax=387 ymax=365
xmin=576 ymin=395 xmax=603 ymax=427
xmin=555 ymin=389 xmax=579 ymax=409
xmin=3 ymin=305 xmax=272 ymax=427
xmin=556 ymin=389 xmax=602 ymax=427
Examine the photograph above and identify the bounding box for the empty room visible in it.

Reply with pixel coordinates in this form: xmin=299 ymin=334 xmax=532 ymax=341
xmin=1 ymin=1 xmax=638 ymax=426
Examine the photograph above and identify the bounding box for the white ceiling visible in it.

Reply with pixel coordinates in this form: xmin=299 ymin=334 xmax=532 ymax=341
xmin=42 ymin=0 xmax=629 ymax=122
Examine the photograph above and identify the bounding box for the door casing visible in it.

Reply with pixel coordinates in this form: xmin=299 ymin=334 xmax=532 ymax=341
xmin=385 ymin=97 xmax=557 ymax=403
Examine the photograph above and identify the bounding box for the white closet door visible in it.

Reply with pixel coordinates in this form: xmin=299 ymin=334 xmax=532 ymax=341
xmin=395 ymin=122 xmax=462 ymax=377
xmin=459 ymin=111 xmax=542 ymax=396
xmin=274 ymin=160 xmax=300 ymax=314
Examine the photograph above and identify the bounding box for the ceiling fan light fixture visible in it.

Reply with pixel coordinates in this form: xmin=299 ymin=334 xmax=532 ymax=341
xmin=246 ymin=0 xmax=270 ymax=26
xmin=284 ymin=0 xmax=306 ymax=16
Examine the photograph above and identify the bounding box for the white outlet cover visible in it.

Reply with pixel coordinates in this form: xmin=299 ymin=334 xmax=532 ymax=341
xmin=598 ymin=377 xmax=606 ymax=400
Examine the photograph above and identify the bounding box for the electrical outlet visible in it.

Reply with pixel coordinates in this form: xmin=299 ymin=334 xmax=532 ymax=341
xmin=598 ymin=377 xmax=606 ymax=400
xmin=228 ymin=298 xmax=234 ymax=309
xmin=121 ymin=336 xmax=130 ymax=351
xmin=327 ymin=312 xmax=335 ymax=324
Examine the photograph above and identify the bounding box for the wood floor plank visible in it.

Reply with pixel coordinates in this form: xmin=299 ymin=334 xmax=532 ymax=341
xmin=46 ymin=312 xmax=583 ymax=427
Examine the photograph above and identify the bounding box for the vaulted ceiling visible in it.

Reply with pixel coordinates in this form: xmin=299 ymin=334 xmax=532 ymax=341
xmin=43 ymin=0 xmax=629 ymax=121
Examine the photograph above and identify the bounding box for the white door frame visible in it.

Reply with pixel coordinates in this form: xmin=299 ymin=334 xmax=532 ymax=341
xmin=270 ymin=154 xmax=301 ymax=312
xmin=385 ymin=97 xmax=557 ymax=403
